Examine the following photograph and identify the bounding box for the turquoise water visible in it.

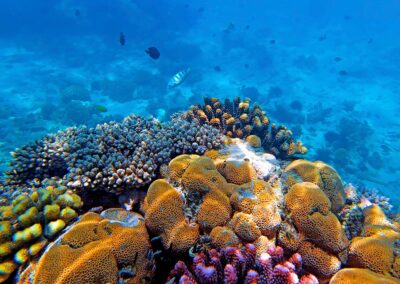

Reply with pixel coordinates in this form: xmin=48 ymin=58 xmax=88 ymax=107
xmin=0 ymin=0 xmax=399 ymax=208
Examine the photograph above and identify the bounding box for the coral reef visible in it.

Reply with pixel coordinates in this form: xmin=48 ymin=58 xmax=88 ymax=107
xmin=183 ymin=97 xmax=307 ymax=158
xmin=17 ymin=209 xmax=155 ymax=284
xmin=167 ymin=244 xmax=318 ymax=284
xmin=5 ymin=114 xmax=223 ymax=194
xmin=279 ymin=182 xmax=349 ymax=280
xmin=0 ymin=183 xmax=82 ymax=283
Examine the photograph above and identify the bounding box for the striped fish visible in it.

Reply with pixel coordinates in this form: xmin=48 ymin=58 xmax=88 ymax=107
xmin=167 ymin=68 xmax=190 ymax=88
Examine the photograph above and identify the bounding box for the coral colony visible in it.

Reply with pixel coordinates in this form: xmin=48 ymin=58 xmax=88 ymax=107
xmin=0 ymin=97 xmax=399 ymax=283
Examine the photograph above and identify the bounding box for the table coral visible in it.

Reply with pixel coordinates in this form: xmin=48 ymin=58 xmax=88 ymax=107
xmin=17 ymin=209 xmax=155 ymax=284
xmin=183 ymin=97 xmax=307 ymax=158
xmin=284 ymin=159 xmax=346 ymax=212
xmin=0 ymin=184 xmax=82 ymax=283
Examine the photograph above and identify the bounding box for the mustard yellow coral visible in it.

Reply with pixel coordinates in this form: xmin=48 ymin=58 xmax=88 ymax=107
xmin=330 ymin=268 xmax=400 ymax=284
xmin=284 ymin=159 xmax=345 ymax=212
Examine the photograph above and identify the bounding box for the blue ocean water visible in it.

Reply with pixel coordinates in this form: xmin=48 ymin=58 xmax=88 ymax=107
xmin=0 ymin=0 xmax=399 ymax=208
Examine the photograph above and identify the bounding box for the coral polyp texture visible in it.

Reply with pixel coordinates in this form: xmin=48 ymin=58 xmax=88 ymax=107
xmin=5 ymin=114 xmax=223 ymax=194
xmin=183 ymin=97 xmax=307 ymax=158
xmin=0 ymin=182 xmax=82 ymax=283
xmin=0 ymin=97 xmax=399 ymax=283
xmin=167 ymin=244 xmax=318 ymax=284
xmin=17 ymin=209 xmax=155 ymax=284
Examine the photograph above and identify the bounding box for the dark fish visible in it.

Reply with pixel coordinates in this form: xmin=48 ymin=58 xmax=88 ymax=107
xmin=214 ymin=65 xmax=221 ymax=72
xmin=244 ymin=63 xmax=249 ymax=69
xmin=119 ymin=32 xmax=126 ymax=46
xmin=198 ymin=7 xmax=205 ymax=13
xmin=74 ymin=9 xmax=81 ymax=17
xmin=368 ymin=38 xmax=373 ymax=44
xmin=338 ymin=70 xmax=348 ymax=76
xmin=334 ymin=57 xmax=342 ymax=62
xmin=269 ymin=39 xmax=276 ymax=44
xmin=245 ymin=25 xmax=250 ymax=30
xmin=145 ymin=47 xmax=160 ymax=60
xmin=344 ymin=15 xmax=352 ymax=20
xmin=95 ymin=105 xmax=108 ymax=113
xmin=318 ymin=34 xmax=327 ymax=41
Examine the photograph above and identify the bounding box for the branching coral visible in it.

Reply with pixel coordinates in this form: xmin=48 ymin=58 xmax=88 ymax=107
xmin=5 ymin=114 xmax=223 ymax=194
xmin=183 ymin=97 xmax=307 ymax=158
xmin=167 ymin=244 xmax=318 ymax=284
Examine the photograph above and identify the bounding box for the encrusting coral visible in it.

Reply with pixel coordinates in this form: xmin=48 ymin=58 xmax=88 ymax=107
xmin=329 ymin=268 xmax=400 ymax=284
xmin=5 ymin=114 xmax=224 ymax=194
xmin=183 ymin=97 xmax=307 ymax=158
xmin=16 ymin=209 xmax=155 ymax=284
xmin=0 ymin=182 xmax=82 ymax=283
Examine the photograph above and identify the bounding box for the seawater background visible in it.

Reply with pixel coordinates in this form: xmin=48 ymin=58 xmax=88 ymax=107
xmin=0 ymin=1 xmax=399 ymax=207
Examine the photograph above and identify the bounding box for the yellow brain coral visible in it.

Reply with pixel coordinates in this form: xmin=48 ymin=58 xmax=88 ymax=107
xmin=17 ymin=209 xmax=154 ymax=284
xmin=284 ymin=159 xmax=346 ymax=212
xmin=229 ymin=212 xmax=261 ymax=242
xmin=329 ymin=268 xmax=400 ymax=284
xmin=0 ymin=185 xmax=82 ymax=283
xmin=347 ymin=204 xmax=400 ymax=276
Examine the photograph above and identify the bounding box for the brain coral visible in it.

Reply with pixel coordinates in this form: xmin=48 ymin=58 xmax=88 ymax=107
xmin=5 ymin=114 xmax=223 ymax=194
xmin=281 ymin=182 xmax=348 ymax=280
xmin=347 ymin=204 xmax=400 ymax=276
xmin=17 ymin=209 xmax=155 ymax=284
xmin=284 ymin=159 xmax=346 ymax=212
xmin=143 ymin=155 xmax=235 ymax=253
xmin=183 ymin=97 xmax=307 ymax=158
xmin=0 ymin=183 xmax=82 ymax=283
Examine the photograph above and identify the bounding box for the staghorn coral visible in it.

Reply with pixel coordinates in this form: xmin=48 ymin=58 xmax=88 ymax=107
xmin=0 ymin=183 xmax=82 ymax=283
xmin=284 ymin=159 xmax=346 ymax=212
xmin=16 ymin=209 xmax=155 ymax=284
xmin=5 ymin=114 xmax=223 ymax=194
xmin=167 ymin=244 xmax=318 ymax=284
xmin=183 ymin=97 xmax=307 ymax=158
xmin=280 ymin=182 xmax=348 ymax=280
xmin=329 ymin=268 xmax=400 ymax=284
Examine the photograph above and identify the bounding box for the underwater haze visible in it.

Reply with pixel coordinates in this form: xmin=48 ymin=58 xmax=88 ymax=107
xmin=2 ymin=1 xmax=400 ymax=283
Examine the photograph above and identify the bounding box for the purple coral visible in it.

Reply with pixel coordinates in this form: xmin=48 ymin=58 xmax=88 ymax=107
xmin=167 ymin=245 xmax=318 ymax=284
xmin=4 ymin=114 xmax=223 ymax=194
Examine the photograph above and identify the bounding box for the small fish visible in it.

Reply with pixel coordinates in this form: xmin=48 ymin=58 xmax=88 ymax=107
xmin=74 ymin=9 xmax=81 ymax=17
xmin=338 ymin=70 xmax=348 ymax=76
xmin=145 ymin=47 xmax=160 ymax=60
xmin=245 ymin=24 xmax=250 ymax=30
xmin=119 ymin=32 xmax=126 ymax=46
xmin=95 ymin=105 xmax=108 ymax=113
xmin=214 ymin=65 xmax=221 ymax=72
xmin=368 ymin=38 xmax=373 ymax=44
xmin=318 ymin=34 xmax=327 ymax=41
xmin=269 ymin=39 xmax=276 ymax=44
xmin=168 ymin=68 xmax=190 ymax=88
xmin=334 ymin=57 xmax=342 ymax=62
xmin=244 ymin=63 xmax=249 ymax=69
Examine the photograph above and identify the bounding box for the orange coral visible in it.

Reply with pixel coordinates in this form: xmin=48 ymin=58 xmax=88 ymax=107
xmin=330 ymin=268 xmax=400 ymax=284
xmin=168 ymin=154 xmax=199 ymax=183
xmin=298 ymin=241 xmax=342 ymax=281
xmin=347 ymin=204 xmax=400 ymax=276
xmin=210 ymin=226 xmax=240 ymax=248
xmin=284 ymin=159 xmax=346 ymax=212
xmin=19 ymin=210 xmax=154 ymax=284
xmin=245 ymin=135 xmax=262 ymax=148
xmin=197 ymin=190 xmax=231 ymax=232
xmin=216 ymin=160 xmax=257 ymax=185
xmin=229 ymin=212 xmax=261 ymax=242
